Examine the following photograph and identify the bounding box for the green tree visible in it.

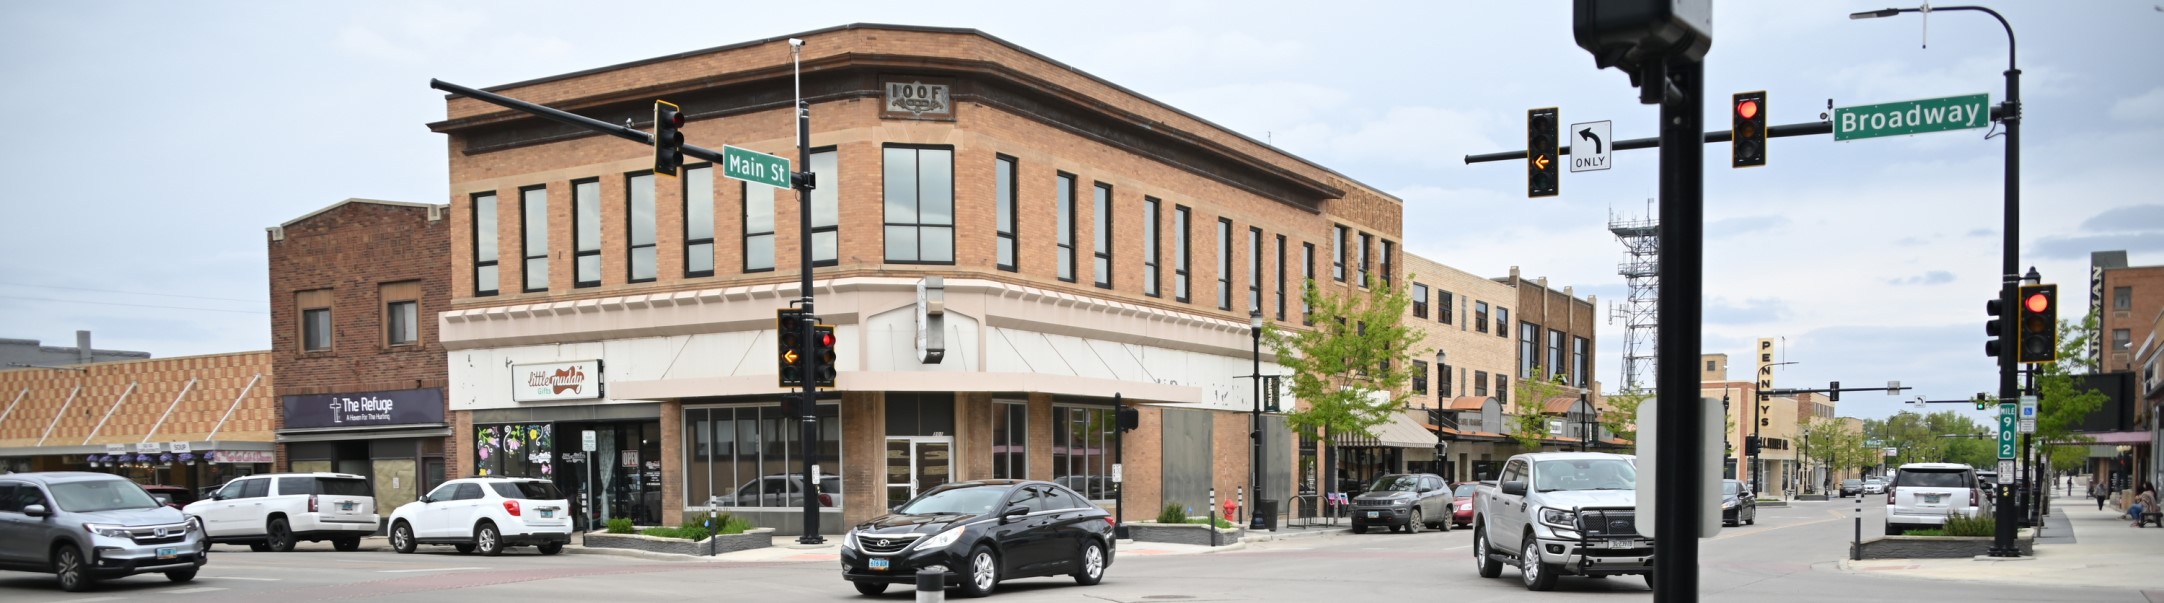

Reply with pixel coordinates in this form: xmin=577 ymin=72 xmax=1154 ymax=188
xmin=1508 ymin=370 xmax=1574 ymax=451
xmin=1266 ymin=274 xmax=1426 ymax=478
xmin=1599 ymin=390 xmax=1652 ymax=444
xmin=1802 ymin=417 xmax=1872 ymax=490
xmin=2033 ymin=310 xmax=2108 ymax=451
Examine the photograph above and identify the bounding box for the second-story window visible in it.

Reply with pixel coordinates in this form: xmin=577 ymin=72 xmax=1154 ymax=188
xmin=1175 ymin=205 xmax=1191 ymax=302
xmin=383 ymin=281 xmax=420 ymax=347
xmin=472 ymin=192 xmax=498 ymax=296
xmin=572 ymin=178 xmax=601 ymax=288
xmin=1519 ymin=322 xmax=1539 ymax=378
xmin=744 ymin=180 xmax=775 ymax=272
xmin=1247 ymin=227 xmax=1262 ymax=312
xmin=1412 ymin=283 xmax=1429 ymax=318
xmin=1359 ymin=232 xmax=1372 ymax=287
xmin=810 ymin=148 xmax=840 ymax=266
xmin=1057 ymin=173 xmax=1076 ymax=282
xmin=1548 ymin=328 xmax=1565 ymax=380
xmin=1217 ymin=218 xmax=1233 ymax=310
xmin=1380 ymin=240 xmax=1394 ymax=288
xmin=1474 ymin=301 xmax=1490 ymax=333
xmin=1275 ymin=234 xmax=1287 ymax=321
xmin=684 ymin=165 xmax=715 ymax=277
xmin=1439 ymin=290 xmax=1454 ymax=325
xmin=1332 ymin=225 xmax=1347 ymax=281
xmin=1474 ymin=370 xmax=1489 ymax=397
xmin=1496 ymin=307 xmax=1509 ymax=338
xmin=996 ymin=155 xmax=1018 ymax=271
xmin=1093 ymin=182 xmax=1113 ymax=287
xmin=1143 ymin=197 xmax=1161 ymax=297
xmin=1572 ymin=336 xmax=1588 ymax=388
xmin=299 ymin=288 xmax=331 ymax=352
xmin=520 ymin=185 xmax=548 ymax=293
xmin=1301 ymin=242 xmax=1314 ymax=324
xmin=882 ymin=145 xmax=955 ymax=264
xmin=627 ymin=172 xmax=657 ymax=282
xmin=2116 ymin=286 xmax=2132 ymax=310
xmin=1413 ymin=360 xmax=1429 ymax=395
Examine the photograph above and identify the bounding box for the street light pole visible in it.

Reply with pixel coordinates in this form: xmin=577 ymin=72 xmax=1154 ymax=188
xmin=1854 ymin=3 xmax=2020 ymax=556
xmin=1250 ymin=309 xmax=1266 ymax=531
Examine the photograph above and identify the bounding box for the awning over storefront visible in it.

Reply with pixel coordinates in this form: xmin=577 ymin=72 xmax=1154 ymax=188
xmin=1335 ymin=411 xmax=1440 ymax=448
xmin=275 ymin=424 xmax=454 ymax=443
xmin=0 ymin=440 xmax=276 ymax=458
xmin=2076 ymin=431 xmax=2156 ymax=445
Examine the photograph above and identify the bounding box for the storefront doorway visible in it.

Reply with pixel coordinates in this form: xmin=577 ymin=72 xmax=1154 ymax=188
xmin=883 ymin=436 xmax=953 ymax=507
xmin=550 ymin=421 xmax=661 ymax=528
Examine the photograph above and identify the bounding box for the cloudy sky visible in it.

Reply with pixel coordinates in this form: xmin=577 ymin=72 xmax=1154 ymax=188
xmin=2 ymin=1 xmax=2159 ymax=422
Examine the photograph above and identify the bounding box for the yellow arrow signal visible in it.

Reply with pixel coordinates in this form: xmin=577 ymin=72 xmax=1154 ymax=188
xmin=1533 ymin=154 xmax=1551 ymax=170
xmin=783 ymin=350 xmax=799 ymax=364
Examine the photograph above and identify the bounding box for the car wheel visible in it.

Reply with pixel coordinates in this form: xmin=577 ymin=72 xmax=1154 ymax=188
xmin=1521 ymin=539 xmax=1558 ymax=591
xmin=1408 ymin=509 xmax=1423 ymax=533
xmin=166 ymin=567 xmax=198 ymax=583
xmin=1746 ymin=509 xmax=1756 ymax=526
xmin=1884 ymin=524 xmax=1903 ymax=536
xmin=956 ymin=545 xmax=998 ymax=598
xmin=1072 ymin=540 xmax=1107 ymax=585
xmin=265 ymin=517 xmax=295 ymax=552
xmin=1472 ymin=524 xmax=1502 ymax=578
xmin=390 ymin=521 xmax=417 ymax=554
xmin=853 ymin=581 xmax=888 ymax=596
xmin=538 ymin=542 xmax=564 ymax=556
xmin=249 ymin=542 xmax=271 ymax=552
xmin=53 ymin=545 xmax=94 ymax=592
xmin=475 ymin=522 xmax=504 ymax=556
xmin=333 ymin=537 xmax=362 ymax=552
xmin=1351 ymin=523 xmax=1367 ymax=534
xmin=455 ymin=544 xmax=475 ymax=554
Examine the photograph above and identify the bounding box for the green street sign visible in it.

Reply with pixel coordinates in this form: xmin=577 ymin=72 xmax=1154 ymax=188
xmin=1997 ymin=403 xmax=2017 ymax=459
xmin=723 ymin=145 xmax=791 ymax=189
xmin=1834 ymin=93 xmax=1991 ymax=141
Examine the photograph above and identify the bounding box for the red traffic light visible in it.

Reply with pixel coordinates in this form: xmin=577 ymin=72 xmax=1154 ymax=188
xmin=2023 ymin=292 xmax=2050 ymax=313
xmin=1736 ymin=99 xmax=1759 ymax=120
xmin=818 ymin=332 xmax=835 ymax=347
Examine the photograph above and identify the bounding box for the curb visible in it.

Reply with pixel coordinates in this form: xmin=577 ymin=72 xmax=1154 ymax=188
xmin=563 ymin=545 xmax=700 ymax=562
xmin=1197 ymin=541 xmax=1249 ymax=554
xmin=1241 ymin=528 xmax=1349 ymax=543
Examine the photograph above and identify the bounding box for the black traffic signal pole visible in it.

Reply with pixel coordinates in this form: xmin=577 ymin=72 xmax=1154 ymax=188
xmin=1651 ymin=56 xmax=1706 ymax=602
xmin=429 ymin=79 xmax=734 ymax=166
xmin=1464 ymin=121 xmax=1830 ymax=164
xmin=788 ymin=41 xmax=825 ymax=546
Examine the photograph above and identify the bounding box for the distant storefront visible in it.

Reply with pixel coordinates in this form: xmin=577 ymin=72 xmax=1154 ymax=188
xmin=0 ymin=351 xmax=279 ymax=496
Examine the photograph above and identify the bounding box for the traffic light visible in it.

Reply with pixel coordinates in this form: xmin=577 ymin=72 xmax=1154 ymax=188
xmin=654 ymin=100 xmax=685 ymax=177
xmin=1732 ymin=91 xmax=1766 ymax=168
xmin=1828 ymin=381 xmax=1840 ymax=403
xmin=1984 ymin=297 xmax=2006 ymax=358
xmin=1527 ymin=107 xmax=1559 ymax=198
xmin=810 ymin=323 xmax=838 ymax=388
xmin=2017 ymin=284 xmax=2058 ymax=364
xmin=1975 ymin=392 xmax=1990 ymax=411
xmin=1745 ymin=435 xmax=1762 ymax=455
xmin=776 ymin=309 xmax=807 ymax=388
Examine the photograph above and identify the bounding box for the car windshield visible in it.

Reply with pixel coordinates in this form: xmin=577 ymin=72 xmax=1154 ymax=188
xmin=1532 ymin=459 xmax=1637 ymax=492
xmin=1895 ymin=470 xmax=1970 ymax=488
xmin=894 ymin=486 xmax=1006 ymax=516
xmin=1453 ymin=483 xmax=1479 ymax=497
xmin=1722 ymin=482 xmax=1742 ymax=496
xmin=49 ymin=479 xmax=161 ymax=513
xmin=490 ymin=481 xmax=562 ymax=500
xmin=1866 ymin=479 xmax=1883 ymax=484
xmin=1369 ymin=475 xmax=1423 ymax=492
xmin=1843 ymin=479 xmax=1862 ymax=485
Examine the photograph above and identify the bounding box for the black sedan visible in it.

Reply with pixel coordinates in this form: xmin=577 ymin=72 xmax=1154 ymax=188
xmin=841 ymin=479 xmax=1114 ymax=597
xmin=1721 ymin=479 xmax=1757 ymax=526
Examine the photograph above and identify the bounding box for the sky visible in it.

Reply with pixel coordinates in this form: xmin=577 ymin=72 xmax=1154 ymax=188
xmin=1 ymin=1 xmax=2159 ymax=423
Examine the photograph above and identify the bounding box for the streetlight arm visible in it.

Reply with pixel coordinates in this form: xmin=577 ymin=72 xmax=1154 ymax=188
xmin=1853 ymin=6 xmax=2016 ymax=71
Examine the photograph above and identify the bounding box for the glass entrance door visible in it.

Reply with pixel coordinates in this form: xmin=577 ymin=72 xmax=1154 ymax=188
xmin=884 ymin=437 xmax=952 ymax=508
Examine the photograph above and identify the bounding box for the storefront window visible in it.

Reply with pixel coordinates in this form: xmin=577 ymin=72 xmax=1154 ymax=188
xmin=475 ymin=423 xmax=555 ymax=479
xmin=683 ymin=403 xmax=841 ymax=509
xmin=992 ymin=401 xmax=1027 ymax=480
xmin=1052 ymin=405 xmax=1120 ymax=501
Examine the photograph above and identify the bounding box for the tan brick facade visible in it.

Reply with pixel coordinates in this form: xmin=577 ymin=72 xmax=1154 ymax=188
xmin=1402 ymin=253 xmax=1517 ymax=410
xmin=0 ymin=352 xmax=276 ymax=487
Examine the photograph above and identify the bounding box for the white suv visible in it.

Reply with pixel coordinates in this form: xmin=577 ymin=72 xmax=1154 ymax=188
xmin=1885 ymin=462 xmax=1987 ymax=535
xmin=387 ymin=477 xmax=572 ymax=556
xmin=183 ymin=473 xmax=378 ymax=552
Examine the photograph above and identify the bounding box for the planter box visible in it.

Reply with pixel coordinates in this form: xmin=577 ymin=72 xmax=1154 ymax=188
xmin=582 ymin=528 xmax=776 ymax=556
xmin=1124 ymin=521 xmax=1243 ymax=546
xmin=1854 ymin=529 xmax=2034 ymax=559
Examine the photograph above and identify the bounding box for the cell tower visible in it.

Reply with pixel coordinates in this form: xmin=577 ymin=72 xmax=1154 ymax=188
xmin=1607 ymin=200 xmax=1659 ymax=393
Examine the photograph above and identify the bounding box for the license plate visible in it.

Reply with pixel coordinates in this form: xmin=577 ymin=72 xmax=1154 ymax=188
xmin=869 ymin=558 xmax=890 ymax=571
xmin=157 ymin=547 xmax=179 ymax=558
xmin=1923 ymin=494 xmax=1943 ymax=503
xmin=1600 ymin=540 xmax=1635 ymax=549
xmin=338 ymin=501 xmax=357 ymax=511
xmin=1366 ymin=511 xmax=1380 ymax=518
xmin=540 ymin=510 xmax=555 ymax=518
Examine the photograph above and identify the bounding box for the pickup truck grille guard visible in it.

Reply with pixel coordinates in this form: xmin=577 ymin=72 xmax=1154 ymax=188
xmin=1569 ymin=507 xmax=1653 ymax=571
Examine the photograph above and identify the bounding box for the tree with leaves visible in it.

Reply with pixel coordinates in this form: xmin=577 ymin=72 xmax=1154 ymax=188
xmin=1801 ymin=416 xmax=1872 ymax=492
xmin=1266 ymin=274 xmax=1426 ymax=494
xmin=1599 ymin=390 xmax=1652 ymax=444
xmin=1507 ymin=370 xmax=1576 ymax=451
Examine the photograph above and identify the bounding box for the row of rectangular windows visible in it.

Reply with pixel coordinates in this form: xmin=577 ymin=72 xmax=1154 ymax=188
xmin=295 ymin=282 xmax=422 ymax=354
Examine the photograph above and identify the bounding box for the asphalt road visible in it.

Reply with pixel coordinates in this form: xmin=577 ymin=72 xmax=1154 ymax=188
xmin=0 ymin=499 xmax=2151 ymax=602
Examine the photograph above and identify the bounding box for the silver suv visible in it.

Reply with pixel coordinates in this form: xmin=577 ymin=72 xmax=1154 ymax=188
xmin=0 ymin=472 xmax=208 ymax=592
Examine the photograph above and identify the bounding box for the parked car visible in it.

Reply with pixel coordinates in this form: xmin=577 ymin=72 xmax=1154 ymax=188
xmin=841 ymin=479 xmax=1113 ymax=597
xmin=141 ymin=485 xmax=195 ymax=509
xmin=1350 ymin=473 xmax=1452 ymax=534
xmin=1838 ymin=479 xmax=1864 ymax=497
xmin=1974 ymin=470 xmax=2000 ymax=503
xmin=1450 ymin=482 xmax=1479 ymax=528
xmin=729 ymin=474 xmax=843 ymax=507
xmin=1885 ymin=463 xmax=1986 ymax=535
xmin=1472 ymin=452 xmax=1651 ymax=591
xmin=0 ymin=472 xmax=207 ymax=592
xmin=1862 ymin=478 xmax=1886 ymax=494
xmin=183 ymin=472 xmax=377 ymax=552
xmin=1721 ymin=479 xmax=1757 ymax=527
xmin=388 ymin=477 xmax=572 ymax=556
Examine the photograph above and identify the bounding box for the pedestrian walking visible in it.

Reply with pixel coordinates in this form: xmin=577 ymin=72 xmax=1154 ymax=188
xmin=2091 ymin=479 xmax=2109 ymax=510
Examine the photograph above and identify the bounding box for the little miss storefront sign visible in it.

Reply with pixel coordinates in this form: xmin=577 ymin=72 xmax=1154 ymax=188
xmin=511 ymin=360 xmax=605 ymax=402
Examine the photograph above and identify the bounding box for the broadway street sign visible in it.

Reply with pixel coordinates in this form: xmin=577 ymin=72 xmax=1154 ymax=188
xmin=1834 ymin=93 xmax=1990 ymax=141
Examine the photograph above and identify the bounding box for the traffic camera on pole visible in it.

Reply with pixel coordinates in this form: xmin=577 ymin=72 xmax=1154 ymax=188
xmin=1984 ymin=297 xmax=2006 ymax=358
xmin=654 ymin=100 xmax=685 ymax=177
xmin=1732 ymin=91 xmax=1767 ymax=167
xmin=1527 ymin=107 xmax=1559 ymax=198
xmin=2017 ymin=284 xmax=2058 ymax=364
xmin=811 ymin=323 xmax=838 ymax=389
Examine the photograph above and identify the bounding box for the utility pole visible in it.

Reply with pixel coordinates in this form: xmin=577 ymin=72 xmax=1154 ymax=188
xmin=787 ymin=38 xmax=824 ymax=546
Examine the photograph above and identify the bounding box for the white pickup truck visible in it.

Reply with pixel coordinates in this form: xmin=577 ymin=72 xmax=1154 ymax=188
xmin=1469 ymin=452 xmax=1652 ymax=591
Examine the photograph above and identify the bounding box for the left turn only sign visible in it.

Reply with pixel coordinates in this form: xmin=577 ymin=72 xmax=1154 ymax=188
xmin=1570 ymin=121 xmax=1611 ymax=172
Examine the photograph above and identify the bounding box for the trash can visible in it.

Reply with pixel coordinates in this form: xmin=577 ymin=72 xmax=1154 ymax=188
xmin=1256 ymin=500 xmax=1279 ymax=531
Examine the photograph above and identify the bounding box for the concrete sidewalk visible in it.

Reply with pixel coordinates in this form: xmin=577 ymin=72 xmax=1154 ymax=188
xmin=1840 ymin=485 xmax=2164 ymax=594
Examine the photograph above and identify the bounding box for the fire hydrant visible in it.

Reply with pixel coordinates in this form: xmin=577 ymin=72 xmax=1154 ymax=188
xmin=1222 ymin=498 xmax=1238 ymax=522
